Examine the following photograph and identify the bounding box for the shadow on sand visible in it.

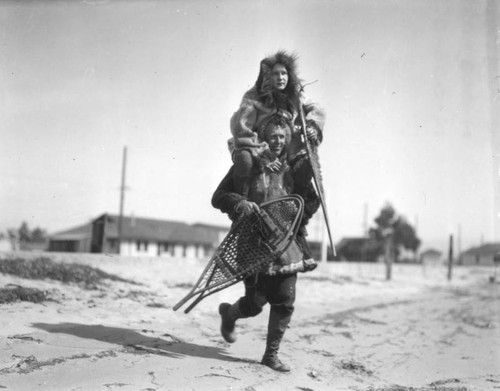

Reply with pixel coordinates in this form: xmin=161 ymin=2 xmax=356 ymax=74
xmin=32 ymin=322 xmax=238 ymax=362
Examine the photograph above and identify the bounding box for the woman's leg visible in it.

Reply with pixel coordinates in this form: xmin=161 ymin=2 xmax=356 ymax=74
xmin=291 ymin=155 xmax=313 ymax=197
xmin=233 ymin=149 xmax=254 ymax=198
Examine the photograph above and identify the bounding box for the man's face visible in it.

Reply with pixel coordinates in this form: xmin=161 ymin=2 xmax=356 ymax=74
xmin=266 ymin=126 xmax=286 ymax=156
xmin=270 ymin=64 xmax=288 ymax=91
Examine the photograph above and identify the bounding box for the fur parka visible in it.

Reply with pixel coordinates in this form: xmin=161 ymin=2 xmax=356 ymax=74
xmin=228 ymin=51 xmax=326 ymax=164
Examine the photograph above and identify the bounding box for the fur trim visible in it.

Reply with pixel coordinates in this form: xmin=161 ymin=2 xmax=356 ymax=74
xmin=254 ymin=50 xmax=303 ymax=113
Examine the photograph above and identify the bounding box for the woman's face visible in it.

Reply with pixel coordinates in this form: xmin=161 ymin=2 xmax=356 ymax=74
xmin=266 ymin=126 xmax=287 ymax=156
xmin=270 ymin=64 xmax=288 ymax=91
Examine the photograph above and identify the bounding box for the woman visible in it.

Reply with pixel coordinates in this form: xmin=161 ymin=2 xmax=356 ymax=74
xmin=229 ymin=50 xmax=326 ymax=199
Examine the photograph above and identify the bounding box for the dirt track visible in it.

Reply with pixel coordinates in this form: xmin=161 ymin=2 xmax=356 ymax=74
xmin=0 ymin=252 xmax=499 ymax=390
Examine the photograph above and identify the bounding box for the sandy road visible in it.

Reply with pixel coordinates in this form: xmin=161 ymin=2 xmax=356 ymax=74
xmin=0 ymin=253 xmax=498 ymax=390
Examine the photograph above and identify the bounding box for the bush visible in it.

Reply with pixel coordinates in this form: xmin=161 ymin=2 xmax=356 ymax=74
xmin=0 ymin=257 xmax=135 ymax=289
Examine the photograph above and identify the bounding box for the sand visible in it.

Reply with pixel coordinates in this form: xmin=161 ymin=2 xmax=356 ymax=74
xmin=0 ymin=251 xmax=499 ymax=391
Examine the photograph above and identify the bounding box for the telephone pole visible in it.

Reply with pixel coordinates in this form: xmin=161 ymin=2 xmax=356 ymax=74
xmin=117 ymin=146 xmax=128 ymax=254
xmin=457 ymin=224 xmax=462 ymax=265
xmin=448 ymin=234 xmax=454 ymax=281
xmin=363 ymin=203 xmax=368 ymax=237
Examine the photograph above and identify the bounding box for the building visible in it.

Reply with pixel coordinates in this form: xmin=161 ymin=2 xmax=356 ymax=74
xmin=49 ymin=213 xmax=228 ymax=259
xmin=48 ymin=223 xmax=93 ymax=253
xmin=334 ymin=237 xmax=380 ymax=262
xmin=460 ymin=243 xmax=500 ymax=266
xmin=307 ymin=241 xmax=335 ymax=262
xmin=419 ymin=248 xmax=442 ymax=265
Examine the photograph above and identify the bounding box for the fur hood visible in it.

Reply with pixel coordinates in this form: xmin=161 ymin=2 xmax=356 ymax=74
xmin=254 ymin=50 xmax=303 ymax=113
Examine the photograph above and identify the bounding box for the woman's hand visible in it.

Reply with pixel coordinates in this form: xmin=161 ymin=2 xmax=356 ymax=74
xmin=266 ymin=159 xmax=283 ymax=173
xmin=306 ymin=126 xmax=318 ymax=143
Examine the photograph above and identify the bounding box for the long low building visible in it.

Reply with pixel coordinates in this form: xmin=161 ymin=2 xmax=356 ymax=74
xmin=460 ymin=243 xmax=500 ymax=266
xmin=49 ymin=213 xmax=229 ymax=260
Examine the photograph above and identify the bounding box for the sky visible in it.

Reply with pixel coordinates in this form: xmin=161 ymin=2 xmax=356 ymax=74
xmin=1 ymin=0 xmax=499 ymax=253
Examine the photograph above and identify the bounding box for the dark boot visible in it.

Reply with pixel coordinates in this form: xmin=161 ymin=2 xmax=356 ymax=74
xmin=261 ymin=307 xmax=291 ymax=372
xmin=218 ymin=301 xmax=242 ymax=343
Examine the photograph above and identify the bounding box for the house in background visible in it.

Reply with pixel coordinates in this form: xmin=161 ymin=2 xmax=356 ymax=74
xmin=334 ymin=237 xmax=379 ymax=262
xmin=460 ymin=243 xmax=500 ymax=266
xmin=48 ymin=223 xmax=93 ymax=253
xmin=419 ymin=248 xmax=443 ymax=265
xmin=307 ymin=241 xmax=335 ymax=261
xmin=49 ymin=213 xmax=228 ymax=260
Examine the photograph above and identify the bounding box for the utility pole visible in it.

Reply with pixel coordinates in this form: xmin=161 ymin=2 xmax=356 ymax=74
xmin=447 ymin=234 xmax=454 ymax=281
xmin=414 ymin=214 xmax=419 ymax=263
xmin=118 ymin=146 xmax=128 ymax=255
xmin=363 ymin=203 xmax=368 ymax=237
xmin=457 ymin=224 xmax=462 ymax=265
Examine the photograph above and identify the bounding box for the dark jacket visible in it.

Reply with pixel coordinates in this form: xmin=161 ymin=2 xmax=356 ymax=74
xmin=212 ymin=166 xmax=320 ymax=226
xmin=211 ymin=165 xmax=319 ymax=275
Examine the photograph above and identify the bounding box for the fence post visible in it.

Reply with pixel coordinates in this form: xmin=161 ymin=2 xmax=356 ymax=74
xmin=385 ymin=232 xmax=393 ymax=281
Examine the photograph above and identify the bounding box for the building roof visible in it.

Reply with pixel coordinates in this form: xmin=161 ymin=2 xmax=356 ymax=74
xmin=193 ymin=223 xmax=230 ymax=232
xmin=420 ymin=248 xmax=442 ymax=256
xmin=97 ymin=214 xmax=228 ymax=245
xmin=462 ymin=242 xmax=500 ymax=257
xmin=335 ymin=237 xmax=368 ymax=251
xmin=49 ymin=223 xmax=92 ymax=240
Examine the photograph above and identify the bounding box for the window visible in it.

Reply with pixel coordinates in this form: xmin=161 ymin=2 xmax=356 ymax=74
xmin=136 ymin=240 xmax=149 ymax=252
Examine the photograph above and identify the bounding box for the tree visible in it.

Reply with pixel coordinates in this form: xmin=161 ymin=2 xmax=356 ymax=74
xmin=12 ymin=222 xmax=48 ymax=243
xmin=18 ymin=221 xmax=31 ymax=242
xmin=7 ymin=228 xmax=17 ymax=241
xmin=392 ymin=216 xmax=420 ymax=253
xmin=369 ymin=203 xmax=421 ymax=277
xmin=31 ymin=227 xmax=48 ymax=243
xmin=371 ymin=204 xmax=421 ymax=258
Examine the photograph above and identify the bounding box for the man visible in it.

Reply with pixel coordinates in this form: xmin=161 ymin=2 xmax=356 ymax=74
xmin=212 ymin=115 xmax=319 ymax=372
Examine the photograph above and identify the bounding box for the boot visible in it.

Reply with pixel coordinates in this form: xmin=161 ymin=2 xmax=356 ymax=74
xmin=260 ymin=307 xmax=291 ymax=372
xmin=218 ymin=301 xmax=242 ymax=343
xmin=261 ymin=329 xmax=291 ymax=372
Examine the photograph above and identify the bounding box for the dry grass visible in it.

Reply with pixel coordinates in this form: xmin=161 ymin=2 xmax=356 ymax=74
xmin=0 ymin=284 xmax=50 ymax=304
xmin=0 ymin=256 xmax=136 ymax=289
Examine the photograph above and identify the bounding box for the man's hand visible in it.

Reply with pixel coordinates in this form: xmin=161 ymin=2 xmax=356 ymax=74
xmin=236 ymin=200 xmax=260 ymax=216
xmin=266 ymin=159 xmax=283 ymax=173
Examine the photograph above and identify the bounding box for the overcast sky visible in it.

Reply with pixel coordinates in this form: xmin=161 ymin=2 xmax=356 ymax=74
xmin=1 ymin=0 xmax=498 ymax=252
